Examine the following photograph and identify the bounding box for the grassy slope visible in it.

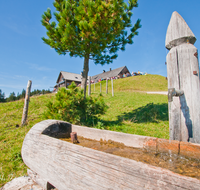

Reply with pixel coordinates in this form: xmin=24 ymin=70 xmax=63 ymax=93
xmin=0 ymin=75 xmax=168 ymax=186
xmin=91 ymin=74 xmax=168 ymax=92
xmin=98 ymin=92 xmax=168 ymax=138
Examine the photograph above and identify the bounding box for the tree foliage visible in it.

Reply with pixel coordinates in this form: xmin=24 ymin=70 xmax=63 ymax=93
xmin=42 ymin=0 xmax=141 ymax=64
xmin=4 ymin=89 xmax=51 ymax=102
xmin=7 ymin=92 xmax=16 ymax=102
xmin=43 ymin=82 xmax=107 ymax=126
xmin=41 ymin=0 xmax=141 ymax=96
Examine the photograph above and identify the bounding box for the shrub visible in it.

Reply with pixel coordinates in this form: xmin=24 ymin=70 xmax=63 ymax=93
xmin=43 ymin=82 xmax=107 ymax=126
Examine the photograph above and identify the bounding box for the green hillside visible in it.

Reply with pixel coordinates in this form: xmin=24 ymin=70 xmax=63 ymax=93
xmin=90 ymin=74 xmax=168 ymax=93
xmin=0 ymin=74 xmax=168 ymax=187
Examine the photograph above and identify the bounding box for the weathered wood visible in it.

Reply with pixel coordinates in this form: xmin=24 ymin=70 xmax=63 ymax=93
xmin=22 ymin=120 xmax=200 ymax=190
xmin=167 ymin=48 xmax=181 ymax=141
xmin=177 ymin=44 xmax=200 ymax=142
xmin=165 ymin=11 xmax=196 ymax=50
xmin=88 ymin=76 xmax=91 ymax=96
xmin=100 ymin=82 xmax=102 ymax=93
xmin=106 ymin=79 xmax=108 ymax=94
xmin=166 ymin=12 xmax=200 ymax=143
xmin=27 ymin=169 xmax=48 ymax=189
xmin=21 ymin=80 xmax=32 ymax=126
xmin=111 ymin=78 xmax=114 ymax=96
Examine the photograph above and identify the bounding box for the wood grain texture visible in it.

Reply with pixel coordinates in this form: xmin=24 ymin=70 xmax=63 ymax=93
xmin=166 ymin=11 xmax=200 ymax=143
xmin=22 ymin=120 xmax=200 ymax=190
xmin=165 ymin=11 xmax=196 ymax=50
xmin=177 ymin=43 xmax=200 ymax=143
xmin=167 ymin=43 xmax=200 ymax=143
xmin=167 ymin=47 xmax=181 ymax=141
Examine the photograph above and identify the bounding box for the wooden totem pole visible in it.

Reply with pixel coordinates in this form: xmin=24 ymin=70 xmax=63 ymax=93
xmin=166 ymin=11 xmax=200 ymax=143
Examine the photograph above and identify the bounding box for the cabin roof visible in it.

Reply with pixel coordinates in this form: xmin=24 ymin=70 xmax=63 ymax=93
xmin=56 ymin=71 xmax=82 ymax=83
xmin=91 ymin=66 xmax=129 ymax=81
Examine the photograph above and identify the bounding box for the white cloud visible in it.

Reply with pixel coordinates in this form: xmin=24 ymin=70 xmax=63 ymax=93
xmin=26 ymin=62 xmax=53 ymax=71
xmin=3 ymin=22 xmax=29 ymax=36
xmin=0 ymin=73 xmax=29 ymax=80
xmin=0 ymin=84 xmax=25 ymax=89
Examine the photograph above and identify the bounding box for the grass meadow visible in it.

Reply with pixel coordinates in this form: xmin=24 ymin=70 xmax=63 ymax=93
xmin=0 ymin=74 xmax=168 ymax=187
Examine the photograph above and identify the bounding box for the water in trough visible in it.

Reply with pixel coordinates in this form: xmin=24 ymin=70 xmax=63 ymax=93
xmin=60 ymin=136 xmax=200 ymax=179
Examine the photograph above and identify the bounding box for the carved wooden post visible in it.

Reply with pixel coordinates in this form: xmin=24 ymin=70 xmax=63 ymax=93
xmin=111 ymin=78 xmax=114 ymax=96
xmin=106 ymin=79 xmax=108 ymax=94
xmin=21 ymin=80 xmax=32 ymax=126
xmin=88 ymin=76 xmax=91 ymax=96
xmin=166 ymin=11 xmax=200 ymax=143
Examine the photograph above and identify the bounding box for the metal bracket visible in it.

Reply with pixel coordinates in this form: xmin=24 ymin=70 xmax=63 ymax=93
xmin=168 ymin=88 xmax=184 ymax=102
xmin=194 ymin=52 xmax=198 ymax=58
xmin=193 ymin=71 xmax=198 ymax=75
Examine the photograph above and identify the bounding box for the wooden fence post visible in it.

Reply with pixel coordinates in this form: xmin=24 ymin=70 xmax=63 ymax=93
xmin=21 ymin=80 xmax=32 ymax=126
xmin=88 ymin=76 xmax=91 ymax=96
xmin=100 ymin=83 xmax=102 ymax=93
xmin=106 ymin=79 xmax=108 ymax=94
xmin=111 ymin=78 xmax=114 ymax=96
xmin=166 ymin=11 xmax=200 ymax=143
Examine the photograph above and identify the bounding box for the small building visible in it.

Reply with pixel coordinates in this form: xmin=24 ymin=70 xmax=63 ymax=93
xmin=54 ymin=66 xmax=130 ymax=91
xmin=91 ymin=66 xmax=130 ymax=83
xmin=54 ymin=71 xmax=82 ymax=91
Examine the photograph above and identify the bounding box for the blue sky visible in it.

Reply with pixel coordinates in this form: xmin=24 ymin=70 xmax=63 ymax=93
xmin=0 ymin=0 xmax=200 ymax=97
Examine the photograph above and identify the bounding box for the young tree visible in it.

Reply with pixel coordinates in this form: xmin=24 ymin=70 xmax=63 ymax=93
xmin=41 ymin=0 xmax=141 ymax=97
xmin=21 ymin=89 xmax=26 ymax=98
xmin=0 ymin=89 xmax=5 ymax=102
xmin=7 ymin=92 xmax=16 ymax=102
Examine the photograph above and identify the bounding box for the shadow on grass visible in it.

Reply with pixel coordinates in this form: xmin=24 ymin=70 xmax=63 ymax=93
xmin=102 ymin=103 xmax=168 ymax=126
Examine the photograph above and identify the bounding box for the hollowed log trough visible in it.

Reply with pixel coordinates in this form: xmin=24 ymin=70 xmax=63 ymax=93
xmin=22 ymin=120 xmax=200 ymax=190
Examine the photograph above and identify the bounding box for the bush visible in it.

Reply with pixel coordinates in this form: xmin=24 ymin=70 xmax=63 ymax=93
xmin=43 ymin=82 xmax=108 ymax=126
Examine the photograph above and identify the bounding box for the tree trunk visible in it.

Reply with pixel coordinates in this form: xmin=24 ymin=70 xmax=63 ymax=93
xmin=81 ymin=55 xmax=89 ymax=98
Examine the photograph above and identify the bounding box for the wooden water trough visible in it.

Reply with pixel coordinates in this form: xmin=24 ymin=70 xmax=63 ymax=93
xmin=22 ymin=120 xmax=200 ymax=190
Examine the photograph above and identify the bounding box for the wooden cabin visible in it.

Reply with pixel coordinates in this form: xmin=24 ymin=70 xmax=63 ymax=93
xmin=91 ymin=66 xmax=130 ymax=83
xmin=54 ymin=71 xmax=82 ymax=91
xmin=54 ymin=66 xmax=130 ymax=91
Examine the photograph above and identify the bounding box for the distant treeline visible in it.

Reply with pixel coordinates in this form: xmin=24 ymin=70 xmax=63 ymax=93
xmin=0 ymin=89 xmax=51 ymax=102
